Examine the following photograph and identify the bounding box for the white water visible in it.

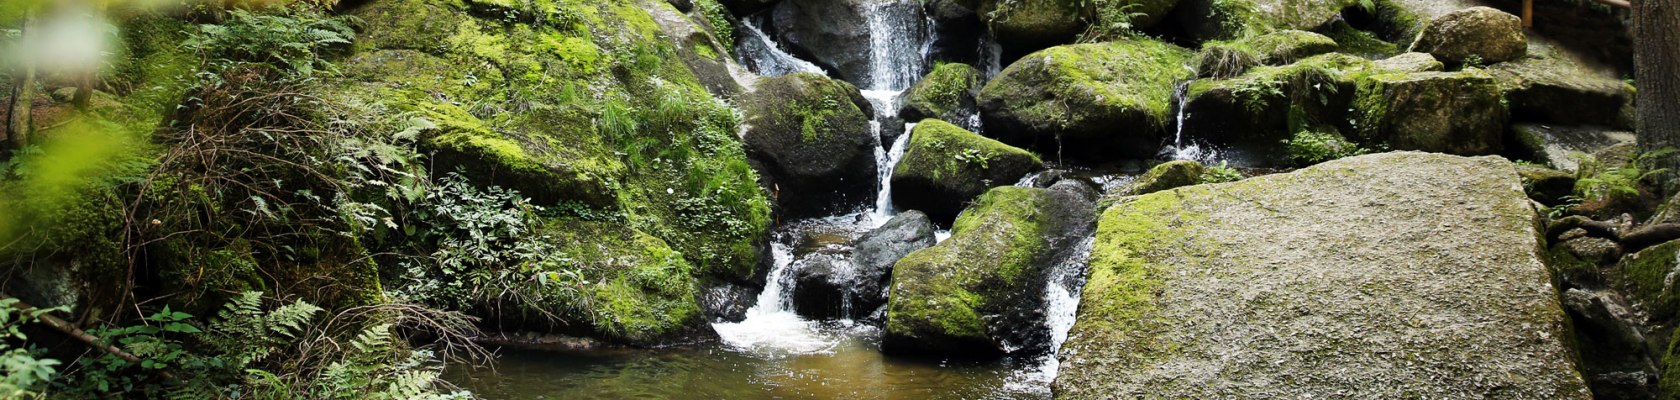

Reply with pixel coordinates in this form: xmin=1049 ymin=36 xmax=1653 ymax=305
xmin=1165 ymin=81 xmax=1220 ymax=163
xmin=716 ymin=0 xmax=930 ymax=356
xmin=737 ymin=18 xmax=825 ymax=77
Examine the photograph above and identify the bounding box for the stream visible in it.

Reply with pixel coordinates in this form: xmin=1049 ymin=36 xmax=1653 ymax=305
xmin=447 ymin=1 xmax=1087 ymax=397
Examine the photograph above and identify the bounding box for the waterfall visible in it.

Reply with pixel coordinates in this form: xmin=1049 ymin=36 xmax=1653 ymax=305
xmin=1165 ymin=81 xmax=1218 ymax=163
xmin=863 ymin=0 xmax=932 ymax=91
xmin=737 ymin=18 xmax=824 ymax=77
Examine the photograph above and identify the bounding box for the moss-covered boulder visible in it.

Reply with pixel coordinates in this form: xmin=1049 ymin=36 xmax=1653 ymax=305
xmin=1057 ymin=152 xmax=1590 ymax=398
xmin=891 ymin=120 xmax=1044 ymax=224
xmin=1409 ymin=7 xmax=1526 ymax=65
xmin=883 ymin=183 xmax=1097 ymax=356
xmin=1174 ymin=0 xmax=1359 ymax=41
xmin=1351 ymin=70 xmax=1506 ymax=155
xmin=1183 ymin=53 xmax=1375 ymax=164
xmin=1374 ymin=52 xmax=1445 ymax=72
xmin=1246 ymin=30 xmax=1339 ymax=64
xmin=899 ymin=63 xmax=982 ymax=129
xmin=977 ymin=39 xmax=1192 ymax=160
xmin=1516 ymin=164 xmax=1574 ymax=205
xmin=1613 ymin=239 xmax=1680 ymax=322
xmin=978 ymin=0 xmax=1179 ymax=52
xmin=487 ymin=219 xmax=705 ymax=345
xmin=742 ymin=72 xmax=879 ymax=217
xmin=1125 ymin=160 xmax=1203 ymax=196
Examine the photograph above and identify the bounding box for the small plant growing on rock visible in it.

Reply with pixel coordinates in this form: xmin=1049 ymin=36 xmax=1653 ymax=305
xmin=1283 ymin=130 xmax=1367 ymax=166
xmin=1569 ymin=148 xmax=1674 ymax=217
xmin=1201 ymin=161 xmax=1244 ymax=184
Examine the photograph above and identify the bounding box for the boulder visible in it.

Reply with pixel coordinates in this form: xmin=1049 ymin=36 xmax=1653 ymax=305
xmin=927 ymin=0 xmax=984 ymax=63
xmin=1057 ymin=152 xmax=1590 ymax=398
xmin=850 ymin=211 xmax=939 ymax=316
xmin=772 ymin=0 xmax=929 ymax=89
xmin=891 ymin=120 xmax=1044 ymax=223
xmin=1175 ymin=0 xmax=1359 ymax=41
xmin=883 ymin=183 xmax=1097 ymax=356
xmin=742 ymin=72 xmax=880 ymax=217
xmin=977 ymin=39 xmax=1193 ymax=160
xmin=1246 ymin=30 xmax=1339 ymax=64
xmin=1548 ymin=233 xmax=1620 ymax=286
xmin=1182 ymin=54 xmax=1375 ymax=164
xmin=1409 ymin=7 xmax=1527 ymax=65
xmin=1488 ymin=49 xmax=1636 ymax=129
xmin=701 ymin=282 xmax=759 ymax=323
xmin=1614 ymin=239 xmax=1680 ymax=322
xmin=1562 ymin=288 xmax=1659 ymax=399
xmin=1351 ymin=70 xmax=1506 ymax=155
xmin=1125 ymin=160 xmax=1203 ymax=196
xmin=1374 ymin=52 xmax=1444 ymax=72
xmin=1516 ymin=164 xmax=1574 ymax=205
xmin=1509 ymin=124 xmax=1636 ymax=173
xmin=899 ymin=63 xmax=983 ymax=130
xmin=977 ymin=0 xmax=1179 ymax=55
xmin=790 ymin=252 xmax=854 ymax=319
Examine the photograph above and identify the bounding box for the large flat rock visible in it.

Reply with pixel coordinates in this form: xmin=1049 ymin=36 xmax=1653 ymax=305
xmin=1056 ymin=152 xmax=1589 ymax=398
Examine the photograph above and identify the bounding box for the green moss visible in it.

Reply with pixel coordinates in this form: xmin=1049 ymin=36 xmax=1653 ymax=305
xmin=1618 ymin=240 xmax=1680 ymax=320
xmin=1073 ymin=188 xmax=1210 ymax=372
xmin=884 ymin=187 xmax=1058 ymax=352
xmin=692 ymin=0 xmax=735 ymax=53
xmin=1129 ymin=160 xmax=1205 ymax=195
xmin=977 ymin=38 xmax=1193 ymax=150
xmin=1245 ymin=30 xmax=1339 ymax=64
xmin=546 ymin=219 xmax=701 ymax=343
xmin=894 ymin=119 xmax=1041 ymax=182
xmin=1350 ymin=70 xmax=1506 ymax=154
xmin=903 ymin=63 xmax=981 ymax=121
xmin=1324 ymin=21 xmax=1400 ymax=58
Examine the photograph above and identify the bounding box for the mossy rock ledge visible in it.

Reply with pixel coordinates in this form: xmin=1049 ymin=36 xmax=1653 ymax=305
xmin=1351 ymin=70 xmax=1507 ymax=155
xmin=890 ymin=120 xmax=1044 ymax=224
xmin=1055 ymin=152 xmax=1589 ymax=398
xmin=977 ymin=0 xmax=1179 ymax=52
xmin=883 ymin=182 xmax=1096 ymax=356
xmin=742 ymin=72 xmax=879 ymax=217
xmin=977 ymin=39 xmax=1192 ymax=161
xmin=898 ymin=63 xmax=983 ymax=130
xmin=1174 ymin=0 xmax=1360 ymax=41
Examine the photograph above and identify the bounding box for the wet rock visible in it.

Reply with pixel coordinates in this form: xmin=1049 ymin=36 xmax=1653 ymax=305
xmin=793 ymin=211 xmax=939 ymax=320
xmin=1374 ymin=52 xmax=1444 ymax=72
xmin=883 ymin=184 xmax=1097 ymax=357
xmin=1516 ymin=164 xmax=1574 ymax=205
xmin=1351 ymin=70 xmax=1506 ymax=156
xmin=718 ymin=0 xmax=778 ymax=16
xmin=770 ymin=0 xmax=873 ymax=84
xmin=1058 ymin=152 xmax=1590 ymax=398
xmin=790 ymin=253 xmax=854 ymax=319
xmin=978 ymin=39 xmax=1192 ymax=161
xmin=1125 ymin=160 xmax=1203 ymax=196
xmin=1409 ymin=7 xmax=1527 ymax=65
xmin=926 ymin=0 xmax=983 ymax=63
xmin=701 ymin=282 xmax=760 ymax=322
xmin=1509 ymin=124 xmax=1636 ymax=173
xmin=899 ymin=63 xmax=983 ymax=130
xmin=891 ymin=120 xmax=1044 ymax=224
xmin=1247 ymin=30 xmax=1339 ymax=65
xmin=1174 ymin=0 xmax=1359 ymax=41
xmin=741 ymin=72 xmax=880 ymax=217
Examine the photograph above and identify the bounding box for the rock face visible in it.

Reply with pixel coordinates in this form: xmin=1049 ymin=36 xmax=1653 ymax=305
xmin=1247 ymin=30 xmax=1339 ymax=64
xmin=1056 ymin=152 xmax=1590 ymax=398
xmin=770 ymin=0 xmax=872 ymax=84
xmin=1410 ymin=7 xmax=1527 ymax=65
xmin=1183 ymin=54 xmax=1373 ymax=163
xmin=884 ymin=183 xmax=1097 ymax=356
xmin=979 ymin=0 xmax=1180 ymax=53
xmin=1614 ymin=240 xmax=1680 ymax=322
xmin=891 ymin=120 xmax=1044 ymax=223
xmin=1351 ymin=70 xmax=1507 ymax=155
xmin=1175 ymin=0 xmax=1359 ymax=41
xmin=978 ymin=40 xmax=1192 ymax=160
xmin=1488 ymin=52 xmax=1636 ymax=129
xmin=848 ymin=211 xmax=938 ymax=316
xmin=899 ymin=63 xmax=983 ymax=129
xmin=1510 ymin=124 xmax=1636 ymax=173
xmin=742 ymin=72 xmax=880 ymax=217
xmin=1375 ymin=52 xmax=1445 ymax=72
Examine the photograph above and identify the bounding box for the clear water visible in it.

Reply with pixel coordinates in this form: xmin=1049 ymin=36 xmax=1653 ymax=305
xmin=448 ymin=1 xmax=1091 ymax=398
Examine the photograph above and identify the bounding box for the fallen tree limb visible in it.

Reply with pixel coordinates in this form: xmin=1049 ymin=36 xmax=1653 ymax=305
xmin=1546 ymin=215 xmax=1621 ymax=243
xmin=1621 ymin=223 xmax=1680 ymax=254
xmin=1 ymin=294 xmax=140 ymax=364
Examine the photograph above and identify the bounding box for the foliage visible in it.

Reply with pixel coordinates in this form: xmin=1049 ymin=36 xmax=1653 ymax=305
xmin=0 ymin=299 xmax=64 ymax=399
xmin=60 ymin=292 xmax=477 ymax=399
xmin=1200 ymin=161 xmax=1244 ymax=184
xmin=1571 ymin=148 xmax=1674 ymax=205
xmin=1080 ymin=0 xmax=1146 ymax=42
xmin=955 ymin=148 xmax=995 ymax=170
xmin=1283 ymin=130 xmax=1366 ymax=166
xmin=184 ymin=4 xmax=357 ymax=78
xmin=692 ymin=0 xmax=734 ymax=54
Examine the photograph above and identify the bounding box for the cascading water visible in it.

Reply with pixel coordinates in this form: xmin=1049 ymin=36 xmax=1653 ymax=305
xmin=1165 ymin=80 xmax=1220 ymax=163
xmin=716 ymin=0 xmax=932 ymax=356
xmin=736 ymin=17 xmax=824 ymax=77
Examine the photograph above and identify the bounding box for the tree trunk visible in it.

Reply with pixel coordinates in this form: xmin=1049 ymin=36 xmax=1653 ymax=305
xmin=4 ymin=11 xmax=34 ymax=151
xmin=1637 ymin=0 xmax=1680 ymax=193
